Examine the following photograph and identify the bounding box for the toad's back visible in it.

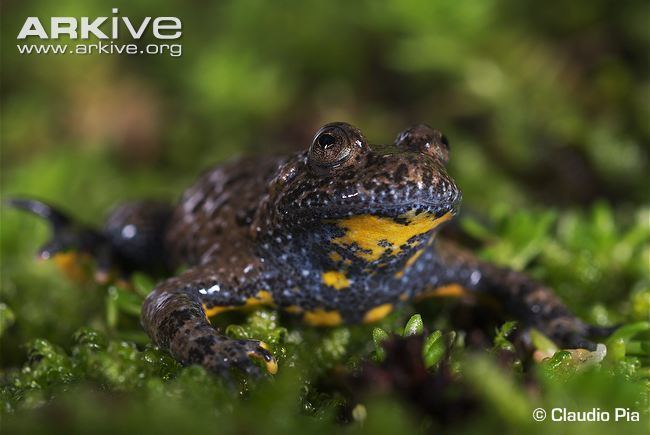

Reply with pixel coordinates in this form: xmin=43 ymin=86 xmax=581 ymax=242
xmin=165 ymin=156 xmax=285 ymax=268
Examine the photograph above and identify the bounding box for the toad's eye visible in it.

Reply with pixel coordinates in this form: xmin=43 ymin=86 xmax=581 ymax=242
xmin=394 ymin=124 xmax=450 ymax=164
xmin=309 ymin=126 xmax=353 ymax=168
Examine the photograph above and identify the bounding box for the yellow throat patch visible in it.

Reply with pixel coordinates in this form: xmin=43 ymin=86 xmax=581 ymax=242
xmin=329 ymin=211 xmax=452 ymax=262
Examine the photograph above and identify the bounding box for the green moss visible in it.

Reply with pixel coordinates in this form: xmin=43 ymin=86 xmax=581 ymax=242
xmin=2 ymin=0 xmax=649 ymax=432
xmin=2 ymin=169 xmax=648 ymax=433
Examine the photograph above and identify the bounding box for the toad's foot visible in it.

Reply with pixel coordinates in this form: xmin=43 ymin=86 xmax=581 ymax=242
xmin=186 ymin=331 xmax=277 ymax=377
xmin=6 ymin=198 xmax=122 ymax=283
xmin=7 ymin=198 xmax=173 ymax=283
xmin=141 ymin=265 xmax=278 ymax=379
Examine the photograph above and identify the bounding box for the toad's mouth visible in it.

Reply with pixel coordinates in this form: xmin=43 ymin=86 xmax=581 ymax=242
xmin=324 ymin=210 xmax=454 ymax=263
xmin=284 ymin=195 xmax=460 ymax=223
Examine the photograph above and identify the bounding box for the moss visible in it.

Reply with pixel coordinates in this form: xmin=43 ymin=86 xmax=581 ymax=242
xmin=4 ymin=198 xmax=647 ymax=433
xmin=2 ymin=0 xmax=649 ymax=432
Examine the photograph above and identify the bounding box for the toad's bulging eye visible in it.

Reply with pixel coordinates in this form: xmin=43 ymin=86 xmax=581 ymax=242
xmin=308 ymin=122 xmax=368 ymax=172
xmin=309 ymin=126 xmax=352 ymax=168
xmin=395 ymin=124 xmax=450 ymax=164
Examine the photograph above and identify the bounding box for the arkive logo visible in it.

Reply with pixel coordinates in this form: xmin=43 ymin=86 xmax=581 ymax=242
xmin=16 ymin=8 xmax=183 ymax=57
xmin=17 ymin=8 xmax=181 ymax=40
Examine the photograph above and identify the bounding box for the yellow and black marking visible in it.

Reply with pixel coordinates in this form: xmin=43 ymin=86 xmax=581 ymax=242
xmin=328 ymin=251 xmax=343 ymax=262
xmin=321 ymin=270 xmax=351 ymax=290
xmin=362 ymin=303 xmax=393 ymax=323
xmin=284 ymin=305 xmax=304 ymax=314
xmin=415 ymin=284 xmax=469 ymax=301
xmin=394 ymin=247 xmax=426 ymax=278
xmin=303 ymin=308 xmax=343 ymax=326
xmin=203 ymin=290 xmax=274 ymax=318
xmin=329 ymin=211 xmax=452 ymax=262
xmin=51 ymin=252 xmax=93 ymax=283
xmin=247 ymin=341 xmax=278 ymax=374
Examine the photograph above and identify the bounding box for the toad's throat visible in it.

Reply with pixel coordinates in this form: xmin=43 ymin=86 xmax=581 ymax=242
xmin=328 ymin=211 xmax=452 ymax=262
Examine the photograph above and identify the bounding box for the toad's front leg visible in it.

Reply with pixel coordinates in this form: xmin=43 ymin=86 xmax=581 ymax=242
xmin=141 ymin=264 xmax=277 ymax=377
xmin=417 ymin=239 xmax=617 ymax=350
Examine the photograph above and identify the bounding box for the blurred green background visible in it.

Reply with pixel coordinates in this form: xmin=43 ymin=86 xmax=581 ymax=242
xmin=1 ymin=0 xmax=649 ymax=433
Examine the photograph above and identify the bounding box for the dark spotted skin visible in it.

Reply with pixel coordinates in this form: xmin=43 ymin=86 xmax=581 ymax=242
xmin=10 ymin=122 xmax=614 ymax=377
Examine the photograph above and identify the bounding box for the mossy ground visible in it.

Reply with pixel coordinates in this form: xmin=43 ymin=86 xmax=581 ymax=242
xmin=1 ymin=180 xmax=648 ymax=433
xmin=1 ymin=0 xmax=649 ymax=433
